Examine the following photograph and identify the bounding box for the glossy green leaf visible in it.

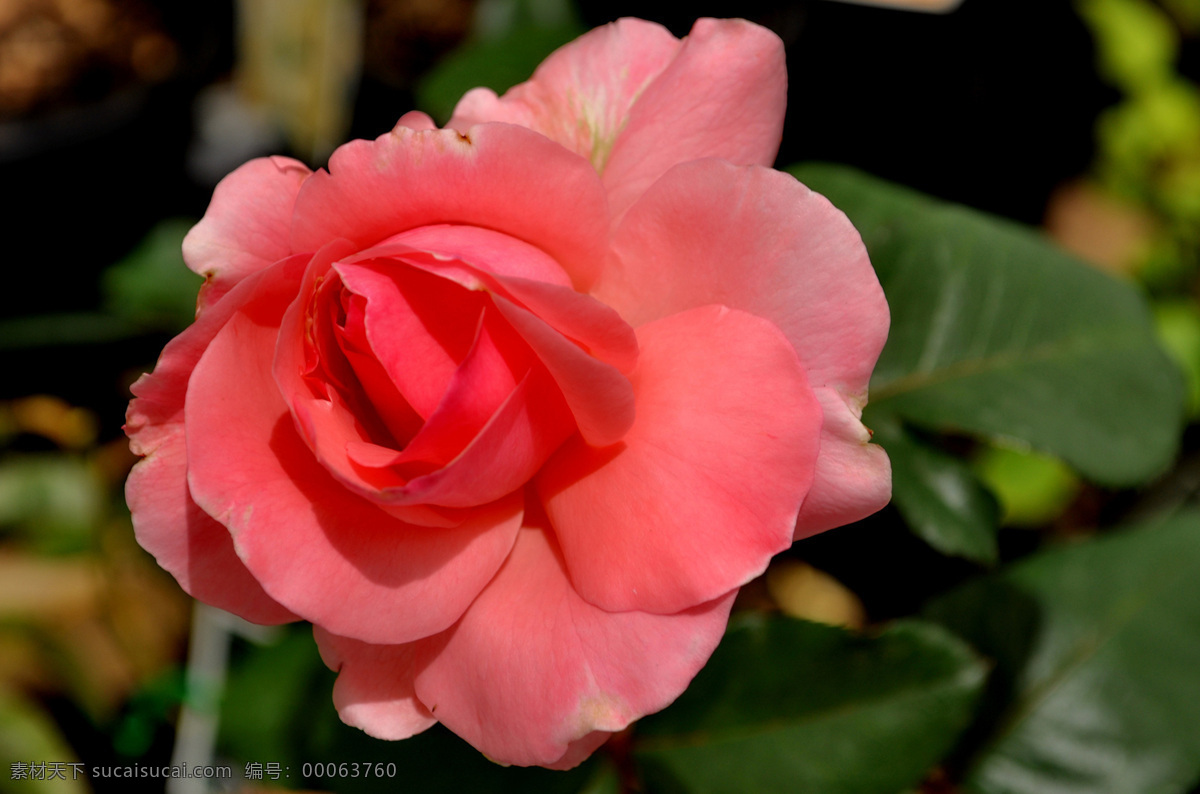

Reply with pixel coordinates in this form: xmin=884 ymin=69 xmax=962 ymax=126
xmin=924 ymin=512 xmax=1200 ymax=794
xmin=633 ymin=617 xmax=987 ymax=794
xmin=791 ymin=163 xmax=1184 ymax=487
xmin=871 ymin=418 xmax=1000 ymax=563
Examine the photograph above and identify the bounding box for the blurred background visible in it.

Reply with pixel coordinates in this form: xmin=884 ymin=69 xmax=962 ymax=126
xmin=2 ymin=0 xmax=1199 ymax=791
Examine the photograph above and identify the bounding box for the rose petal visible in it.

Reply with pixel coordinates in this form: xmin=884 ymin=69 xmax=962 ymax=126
xmin=601 ymin=159 xmax=888 ymax=402
xmin=315 ymin=626 xmax=437 ymax=741
xmin=599 ymin=160 xmax=892 ymax=536
xmin=394 ymin=110 xmax=437 ymax=131
xmin=126 ymin=438 xmax=298 ymax=625
xmin=538 ymin=305 xmax=821 ymax=615
xmin=601 ymin=18 xmax=787 ymax=217
xmin=271 ymin=244 xmax=411 ymax=499
xmin=359 ymin=303 xmax=533 ymax=472
xmin=794 ymin=387 xmax=893 ymax=539
xmin=364 ymin=249 xmax=638 ymax=447
xmin=184 ymin=261 xmax=524 ymax=644
xmin=449 ymin=18 xmax=681 ymax=172
xmin=280 ymin=254 xmax=577 ymax=508
xmin=388 ymin=224 xmax=573 ymax=287
xmin=335 ymin=258 xmax=486 ymax=420
xmin=492 ymin=294 xmax=635 ymax=447
xmin=449 ymin=18 xmax=787 ymax=219
xmin=290 ymin=124 xmax=610 ymax=290
xmin=125 ymin=266 xmax=298 ymax=625
xmin=367 ymin=368 xmax=575 ymax=508
xmin=412 ymin=525 xmax=737 ymax=768
xmin=379 ymin=249 xmax=640 ymax=376
xmin=335 ymin=289 xmax=425 ymax=443
xmin=484 ymin=275 xmax=639 ymax=375
xmin=183 ymin=156 xmax=311 ymax=311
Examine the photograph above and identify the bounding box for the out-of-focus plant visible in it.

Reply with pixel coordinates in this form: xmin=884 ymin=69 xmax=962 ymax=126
xmin=1074 ymin=0 xmax=1200 ymax=291
xmin=0 ymin=396 xmax=190 ymax=788
xmin=0 ymin=219 xmax=199 ymax=351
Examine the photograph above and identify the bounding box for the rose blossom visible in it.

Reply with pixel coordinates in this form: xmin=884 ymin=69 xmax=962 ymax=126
xmin=124 ymin=17 xmax=890 ymax=768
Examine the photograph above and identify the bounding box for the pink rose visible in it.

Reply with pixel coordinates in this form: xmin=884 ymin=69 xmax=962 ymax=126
xmin=125 ymin=17 xmax=890 ymax=768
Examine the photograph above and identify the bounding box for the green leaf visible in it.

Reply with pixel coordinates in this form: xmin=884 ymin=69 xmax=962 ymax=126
xmin=102 ymin=218 xmax=201 ymax=332
xmin=791 ymin=163 xmax=1184 ymax=487
xmin=633 ymin=617 xmax=987 ymax=794
xmin=1154 ymin=297 xmax=1200 ymax=414
xmin=576 ymin=759 xmax=622 ymax=794
xmin=219 ymin=625 xmax=321 ymax=771
xmin=0 ymin=687 xmax=88 ymax=794
xmin=1078 ymin=0 xmax=1178 ymax=92
xmin=972 ymin=445 xmax=1080 ymax=527
xmin=871 ymin=419 xmax=1000 ymax=563
xmin=0 ymin=313 xmax=140 ymax=350
xmin=0 ymin=455 xmax=103 ymax=552
xmin=923 ymin=512 xmax=1200 ymax=794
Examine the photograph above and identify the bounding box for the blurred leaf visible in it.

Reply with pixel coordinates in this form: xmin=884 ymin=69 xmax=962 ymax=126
xmin=924 ymin=512 xmax=1200 ymax=794
xmin=0 ymin=313 xmax=140 ymax=351
xmin=1078 ymin=0 xmax=1178 ymax=91
xmin=972 ymin=445 xmax=1080 ymax=527
xmin=219 ymin=625 xmax=325 ymax=771
xmin=791 ymin=163 xmax=1185 ymax=487
xmin=102 ymin=218 xmax=201 ymax=332
xmin=1154 ymin=297 xmax=1200 ymax=414
xmin=111 ymin=667 xmax=185 ymax=758
xmin=1096 ymin=80 xmax=1200 ymax=202
xmin=1160 ymin=0 xmax=1200 ymax=31
xmin=633 ymin=617 xmax=987 ymax=794
xmin=872 ymin=419 xmax=1000 ymax=563
xmin=577 ymin=761 xmax=621 ymax=794
xmin=0 ymin=687 xmax=89 ymax=793
xmin=0 ymin=456 xmax=103 ymax=552
xmin=417 ymin=0 xmax=584 ymax=124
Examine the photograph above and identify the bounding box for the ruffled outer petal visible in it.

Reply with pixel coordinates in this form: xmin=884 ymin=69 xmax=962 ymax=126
xmin=183 ymin=156 xmax=311 ymax=311
xmin=394 ymin=110 xmax=437 ymax=131
xmin=794 ymin=387 xmax=893 ymax=538
xmin=315 ymin=627 xmax=436 ymax=741
xmin=289 ymin=124 xmax=610 ymax=290
xmin=125 ymin=266 xmax=298 ymax=625
xmin=538 ymin=305 xmax=821 ymax=615
xmin=183 ymin=258 xmax=524 ymax=644
xmin=601 ymin=18 xmax=787 ymax=218
xmin=411 ymin=525 xmax=737 ymax=769
xmin=449 ymin=18 xmax=681 ymax=171
xmin=450 ymin=18 xmax=786 ymax=218
xmin=599 ymin=159 xmax=892 ymax=535
xmin=600 ymin=159 xmax=888 ymax=399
